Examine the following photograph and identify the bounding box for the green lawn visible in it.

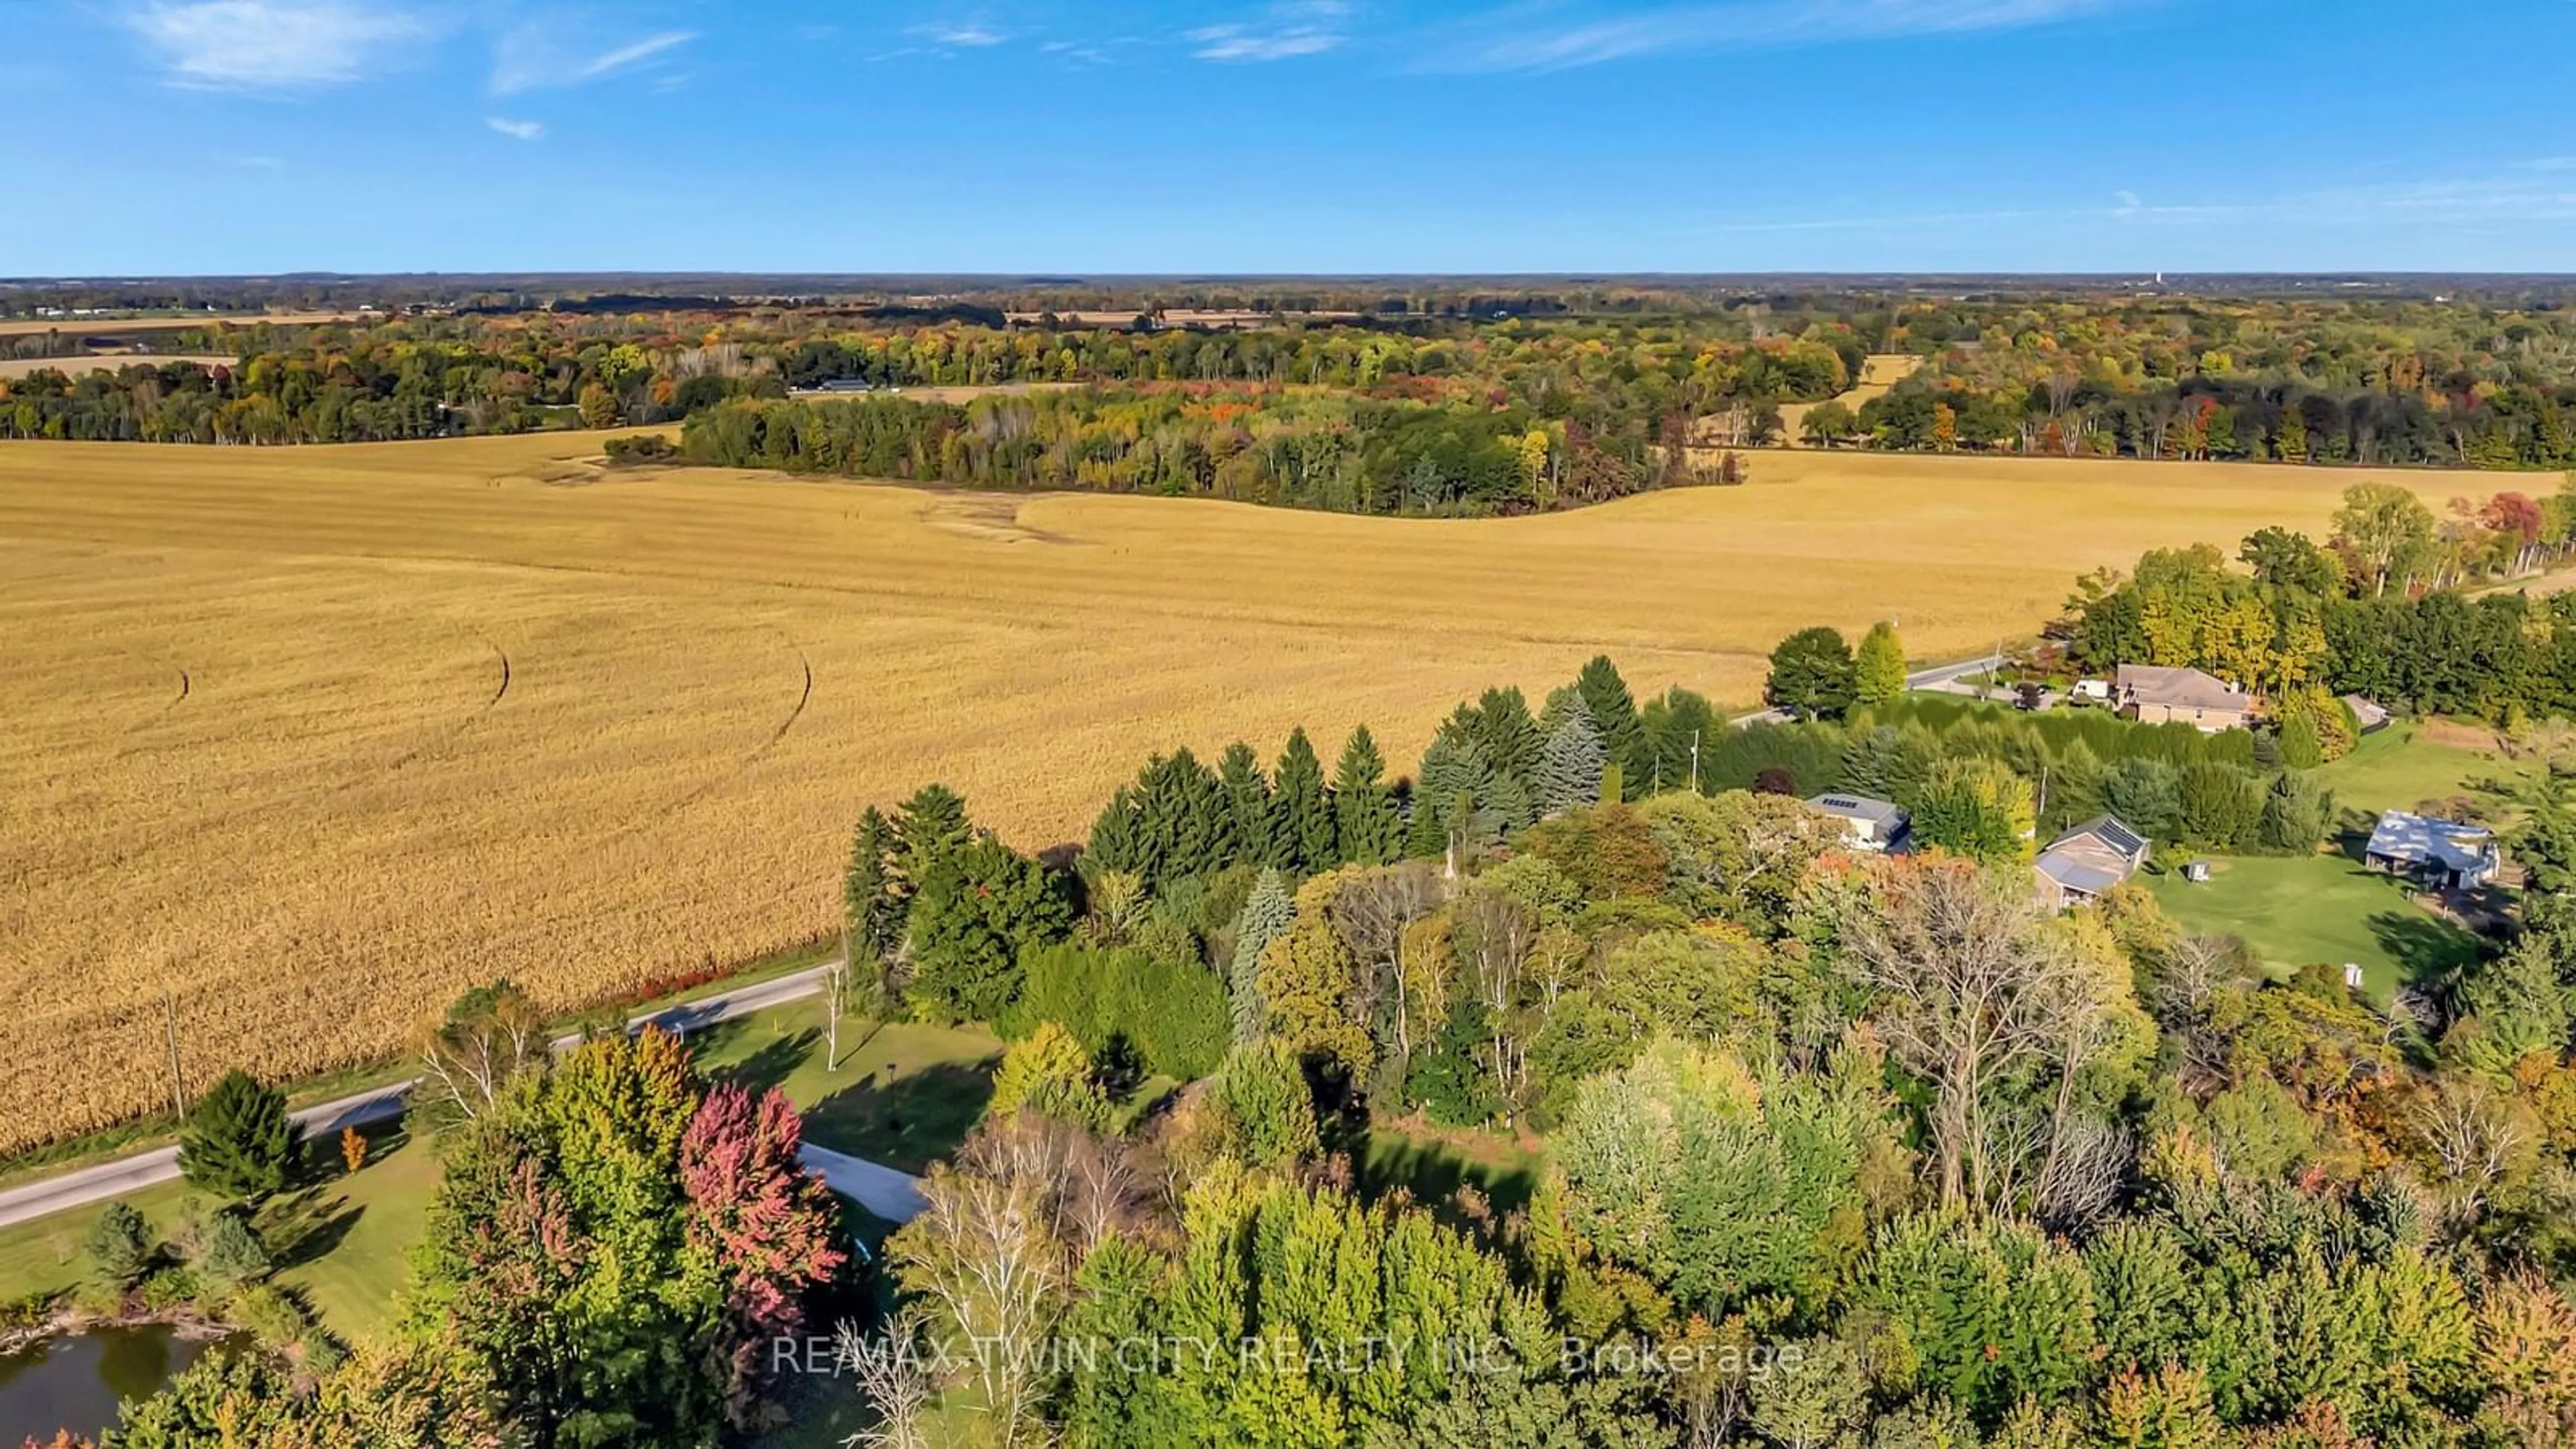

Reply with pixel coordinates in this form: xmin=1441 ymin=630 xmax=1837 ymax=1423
xmin=2312 ymin=722 xmax=2524 ymax=823
xmin=2147 ymin=852 xmax=2486 ymax=999
xmin=687 ymin=1014 xmax=1005 ymax=1175
xmin=1362 ymin=1125 xmax=1546 ymax=1224
xmin=0 ymin=1122 xmax=431 ymax=1344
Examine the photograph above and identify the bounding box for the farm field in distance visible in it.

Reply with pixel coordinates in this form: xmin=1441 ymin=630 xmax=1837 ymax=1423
xmin=0 ymin=431 xmax=2480 ymax=1155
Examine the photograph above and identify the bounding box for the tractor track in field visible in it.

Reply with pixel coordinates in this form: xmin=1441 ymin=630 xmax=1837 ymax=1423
xmin=657 ymin=631 xmax=814 ymax=818
xmin=384 ymin=639 xmax=511 ymax=772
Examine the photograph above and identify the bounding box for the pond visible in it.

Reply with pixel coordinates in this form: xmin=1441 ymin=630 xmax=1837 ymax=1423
xmin=0 ymin=1326 xmax=229 ymax=1444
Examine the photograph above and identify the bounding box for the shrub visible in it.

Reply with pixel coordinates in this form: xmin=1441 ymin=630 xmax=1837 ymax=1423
xmin=1208 ymin=1040 xmax=1321 ymax=1168
xmin=82 ymin=1201 xmax=152 ymax=1288
xmin=987 ymin=1022 xmax=1112 ymax=1130
xmin=228 ymin=1283 xmax=311 ymax=1346
xmin=197 ymin=1208 xmax=271 ymax=1287
xmin=139 ymin=1267 xmax=201 ymax=1312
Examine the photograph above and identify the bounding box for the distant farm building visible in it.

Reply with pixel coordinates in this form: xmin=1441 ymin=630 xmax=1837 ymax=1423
xmin=2363 ymin=810 xmax=2500 ymax=891
xmin=2035 ymin=815 xmax=2151 ymax=908
xmin=2116 ymin=664 xmax=2254 ymax=732
xmin=1807 ymin=794 xmax=1911 ymax=853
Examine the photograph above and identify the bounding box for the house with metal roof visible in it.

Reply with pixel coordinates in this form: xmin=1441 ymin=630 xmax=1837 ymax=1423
xmin=2116 ymin=664 xmax=2255 ymax=733
xmin=1807 ymin=793 xmax=1911 ymax=853
xmin=2363 ymin=810 xmax=2499 ymax=890
xmin=2035 ymin=815 xmax=2151 ymax=908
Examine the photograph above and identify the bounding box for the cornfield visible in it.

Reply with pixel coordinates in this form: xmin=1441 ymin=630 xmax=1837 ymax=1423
xmin=0 ymin=431 xmax=2463 ymax=1157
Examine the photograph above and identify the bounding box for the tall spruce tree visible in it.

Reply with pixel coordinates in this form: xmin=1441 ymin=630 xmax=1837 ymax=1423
xmin=1134 ymin=749 xmax=1229 ymax=888
xmin=892 ymin=784 xmax=972 ymax=887
xmin=1408 ymin=731 xmax=1503 ymax=861
xmin=843 ymin=808 xmax=906 ymax=1012
xmin=1575 ymin=655 xmax=1648 ymax=799
xmin=1217 ymin=741 xmax=1275 ymax=868
xmin=1468 ymin=686 xmax=1544 ymax=813
xmin=1538 ymin=709 xmax=1606 ymax=817
xmin=178 ymin=1069 xmax=300 ymax=1202
xmin=1272 ymin=728 xmax=1336 ymax=873
xmin=1332 ymin=726 xmax=1403 ymax=865
xmin=1854 ymin=621 xmax=1909 ymax=709
xmin=1228 ymin=867 xmax=1295 ymax=1042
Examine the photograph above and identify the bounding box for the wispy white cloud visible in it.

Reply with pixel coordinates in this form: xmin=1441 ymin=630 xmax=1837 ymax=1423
xmin=489 ymin=23 xmax=696 ymax=95
xmin=484 ymin=115 xmax=543 ymax=141
xmin=1434 ymin=0 xmax=2129 ymax=70
xmin=1191 ymin=0 xmax=1350 ymax=61
xmin=127 ymin=0 xmax=427 ymax=89
xmin=232 ymin=154 xmax=288 ymax=169
xmin=915 ymin=21 xmax=1010 ymax=47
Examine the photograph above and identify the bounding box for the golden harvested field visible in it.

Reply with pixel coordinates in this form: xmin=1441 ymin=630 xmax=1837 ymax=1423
xmin=1774 ymin=353 xmax=1923 ymax=446
xmin=0 ymin=311 xmax=356 ymax=338
xmin=0 ymin=434 xmax=2474 ymax=1153
xmin=0 ymin=354 xmax=235 ymax=379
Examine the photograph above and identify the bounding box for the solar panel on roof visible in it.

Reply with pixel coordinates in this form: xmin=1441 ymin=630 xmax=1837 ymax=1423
xmin=2094 ymin=818 xmax=2145 ymax=855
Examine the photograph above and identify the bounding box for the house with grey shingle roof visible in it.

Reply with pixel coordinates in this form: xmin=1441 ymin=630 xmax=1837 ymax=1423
xmin=2035 ymin=815 xmax=2150 ymax=909
xmin=2116 ymin=663 xmax=2254 ymax=733
xmin=1807 ymin=793 xmax=1911 ymax=853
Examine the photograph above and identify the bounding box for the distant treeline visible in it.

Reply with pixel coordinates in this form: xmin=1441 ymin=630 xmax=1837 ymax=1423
xmin=678 ymin=389 xmax=1739 ymax=515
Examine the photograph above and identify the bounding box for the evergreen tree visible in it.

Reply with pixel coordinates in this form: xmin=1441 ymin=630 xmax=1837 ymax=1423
xmin=178 ymin=1069 xmax=300 ymax=1203
xmin=1841 ymin=724 xmax=1902 ymax=799
xmin=1766 ymin=626 xmax=1859 ymax=721
xmin=1889 ymin=722 xmax=1951 ymax=810
xmin=1855 ymin=621 xmax=1909 ymax=708
xmin=2043 ymin=739 xmax=2106 ymax=835
xmin=1468 ymin=686 xmax=1545 ymax=806
xmin=1271 ymin=727 xmax=1336 ymax=872
xmin=1640 ymin=686 xmax=1719 ymax=796
xmin=1085 ymin=784 xmax=1146 ymax=877
xmin=906 ymin=837 xmax=1074 ymax=1024
xmin=1332 ymin=726 xmax=1403 ymax=865
xmin=1409 ymin=730 xmax=1505 ymax=863
xmin=2258 ymin=771 xmax=2334 ymax=854
xmin=843 ymin=806 xmax=906 ymax=973
xmin=1227 ymin=867 xmax=1295 ymax=1042
xmin=1134 ymin=748 xmax=1229 ymax=888
xmin=83 ymin=1201 xmax=152 ymax=1288
xmin=199 ymin=1206 xmax=272 ymax=1285
xmin=1217 ymin=741 xmax=1275 ymax=868
xmin=2277 ymin=711 xmax=2325 ymax=770
xmin=892 ymin=783 xmax=972 ymax=886
xmin=1576 ymin=654 xmax=1648 ymax=798
xmin=1538 ymin=709 xmax=1606 ymax=817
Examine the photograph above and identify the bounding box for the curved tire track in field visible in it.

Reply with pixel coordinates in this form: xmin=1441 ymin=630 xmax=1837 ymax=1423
xmin=627 ymin=631 xmax=814 ymax=829
xmin=665 ymin=633 xmax=813 ymax=814
xmin=383 ymin=638 xmax=511 ymax=773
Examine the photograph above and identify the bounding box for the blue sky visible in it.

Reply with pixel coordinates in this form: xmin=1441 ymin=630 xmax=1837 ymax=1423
xmin=6 ymin=0 xmax=2575 ymax=276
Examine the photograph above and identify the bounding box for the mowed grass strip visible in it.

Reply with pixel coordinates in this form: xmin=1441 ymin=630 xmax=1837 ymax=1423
xmin=0 ymin=432 xmax=2481 ymax=1154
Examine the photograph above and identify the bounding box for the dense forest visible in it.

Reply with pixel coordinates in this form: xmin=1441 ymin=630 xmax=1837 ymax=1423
xmin=12 ymin=287 xmax=2576 ymax=475
xmin=672 ymin=388 xmax=1735 ymax=515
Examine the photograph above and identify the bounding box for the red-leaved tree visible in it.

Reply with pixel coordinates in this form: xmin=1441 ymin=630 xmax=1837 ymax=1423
xmin=680 ymin=1082 xmax=847 ymax=1422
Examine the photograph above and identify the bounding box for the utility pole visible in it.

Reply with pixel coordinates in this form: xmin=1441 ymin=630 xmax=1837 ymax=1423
xmin=162 ymin=987 xmax=185 ymax=1120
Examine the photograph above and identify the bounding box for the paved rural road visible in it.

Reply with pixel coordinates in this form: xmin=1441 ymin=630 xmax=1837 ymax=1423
xmin=0 ymin=963 xmax=927 ymax=1232
xmin=1729 ymin=652 xmax=2004 ymax=727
